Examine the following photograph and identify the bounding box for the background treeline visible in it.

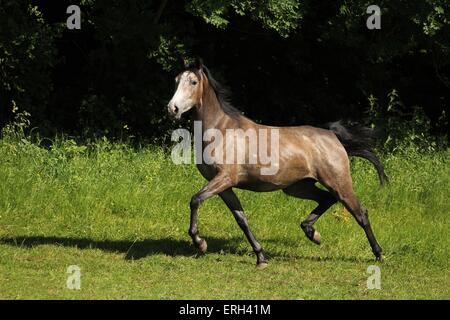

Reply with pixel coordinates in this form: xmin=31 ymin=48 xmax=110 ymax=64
xmin=1 ymin=0 xmax=449 ymax=148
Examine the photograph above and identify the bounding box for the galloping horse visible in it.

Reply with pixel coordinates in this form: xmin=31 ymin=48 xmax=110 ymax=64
xmin=167 ymin=59 xmax=388 ymax=268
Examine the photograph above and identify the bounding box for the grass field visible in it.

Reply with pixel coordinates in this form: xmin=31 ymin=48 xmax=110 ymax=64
xmin=0 ymin=136 xmax=449 ymax=299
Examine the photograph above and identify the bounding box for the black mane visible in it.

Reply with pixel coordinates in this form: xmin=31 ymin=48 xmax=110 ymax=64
xmin=184 ymin=64 xmax=242 ymax=118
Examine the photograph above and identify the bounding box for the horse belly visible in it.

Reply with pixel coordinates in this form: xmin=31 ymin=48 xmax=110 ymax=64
xmin=236 ymin=180 xmax=286 ymax=192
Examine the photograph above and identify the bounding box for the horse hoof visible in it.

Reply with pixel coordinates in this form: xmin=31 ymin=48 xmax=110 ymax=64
xmin=312 ymin=231 xmax=321 ymax=245
xmin=256 ymin=262 xmax=268 ymax=270
xmin=375 ymin=254 xmax=383 ymax=262
xmin=198 ymin=239 xmax=207 ymax=254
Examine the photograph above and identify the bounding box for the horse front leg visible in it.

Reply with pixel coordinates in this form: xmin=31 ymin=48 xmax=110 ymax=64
xmin=189 ymin=173 xmax=233 ymax=254
xmin=219 ymin=189 xmax=268 ymax=269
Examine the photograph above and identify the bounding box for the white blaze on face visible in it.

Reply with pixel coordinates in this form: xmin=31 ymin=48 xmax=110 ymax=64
xmin=167 ymin=71 xmax=200 ymax=119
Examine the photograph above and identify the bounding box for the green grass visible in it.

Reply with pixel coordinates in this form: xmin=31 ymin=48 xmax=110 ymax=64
xmin=0 ymin=137 xmax=449 ymax=299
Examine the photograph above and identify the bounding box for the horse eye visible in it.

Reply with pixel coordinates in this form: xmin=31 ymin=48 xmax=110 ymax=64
xmin=191 ymin=80 xmax=198 ymax=85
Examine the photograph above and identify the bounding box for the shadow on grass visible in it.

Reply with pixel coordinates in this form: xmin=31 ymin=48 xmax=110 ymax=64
xmin=0 ymin=235 xmax=373 ymax=263
xmin=264 ymin=238 xmax=375 ymax=263
xmin=0 ymin=236 xmax=244 ymax=260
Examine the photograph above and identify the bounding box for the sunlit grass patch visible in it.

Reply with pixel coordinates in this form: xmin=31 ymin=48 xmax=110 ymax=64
xmin=0 ymin=136 xmax=449 ymax=299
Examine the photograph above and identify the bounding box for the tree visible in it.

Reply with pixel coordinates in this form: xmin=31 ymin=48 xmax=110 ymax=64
xmin=0 ymin=0 xmax=448 ymax=141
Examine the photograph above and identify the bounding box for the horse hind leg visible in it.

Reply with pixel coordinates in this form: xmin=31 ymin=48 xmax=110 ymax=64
xmin=326 ymin=181 xmax=383 ymax=261
xmin=283 ymin=179 xmax=337 ymax=245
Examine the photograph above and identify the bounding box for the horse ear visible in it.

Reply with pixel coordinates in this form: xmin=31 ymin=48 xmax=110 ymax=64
xmin=195 ymin=57 xmax=204 ymax=71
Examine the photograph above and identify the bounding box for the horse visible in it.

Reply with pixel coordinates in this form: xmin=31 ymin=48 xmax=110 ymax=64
xmin=167 ymin=59 xmax=388 ymax=268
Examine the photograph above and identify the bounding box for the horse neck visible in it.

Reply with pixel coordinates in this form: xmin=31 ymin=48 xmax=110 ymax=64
xmin=195 ymin=85 xmax=231 ymax=130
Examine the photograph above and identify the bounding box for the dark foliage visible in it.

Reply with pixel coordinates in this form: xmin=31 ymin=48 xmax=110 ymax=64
xmin=1 ymin=0 xmax=449 ymax=144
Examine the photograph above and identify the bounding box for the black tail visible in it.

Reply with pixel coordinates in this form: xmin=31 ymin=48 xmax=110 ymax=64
xmin=326 ymin=121 xmax=389 ymax=186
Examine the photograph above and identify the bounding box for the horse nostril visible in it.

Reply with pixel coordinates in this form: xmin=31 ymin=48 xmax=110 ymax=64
xmin=174 ymin=105 xmax=179 ymax=113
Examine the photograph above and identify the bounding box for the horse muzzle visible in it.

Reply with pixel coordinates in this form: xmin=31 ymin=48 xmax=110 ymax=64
xmin=167 ymin=103 xmax=182 ymax=120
